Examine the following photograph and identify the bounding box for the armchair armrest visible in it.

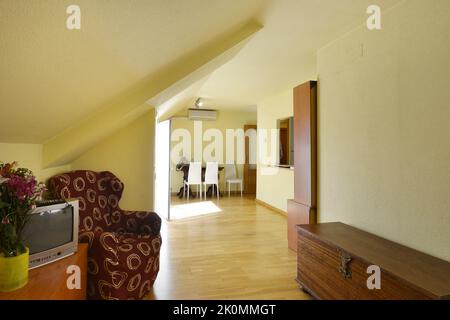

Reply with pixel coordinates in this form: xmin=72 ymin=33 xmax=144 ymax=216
xmin=78 ymin=229 xmax=161 ymax=300
xmin=117 ymin=210 xmax=162 ymax=236
xmin=79 ymin=229 xmax=119 ymax=259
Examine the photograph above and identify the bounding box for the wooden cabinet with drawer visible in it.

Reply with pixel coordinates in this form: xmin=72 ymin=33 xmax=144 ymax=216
xmin=297 ymin=223 xmax=450 ymax=300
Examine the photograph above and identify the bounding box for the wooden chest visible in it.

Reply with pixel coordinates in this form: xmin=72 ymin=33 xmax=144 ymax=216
xmin=297 ymin=223 xmax=450 ymax=300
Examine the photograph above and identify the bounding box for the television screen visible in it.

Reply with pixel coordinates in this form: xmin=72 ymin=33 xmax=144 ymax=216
xmin=22 ymin=206 xmax=74 ymax=255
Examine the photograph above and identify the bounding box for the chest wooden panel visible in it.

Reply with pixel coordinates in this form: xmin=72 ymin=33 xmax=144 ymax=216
xmin=297 ymin=223 xmax=450 ymax=300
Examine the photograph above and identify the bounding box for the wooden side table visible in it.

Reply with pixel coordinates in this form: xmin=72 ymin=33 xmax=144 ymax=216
xmin=0 ymin=243 xmax=88 ymax=300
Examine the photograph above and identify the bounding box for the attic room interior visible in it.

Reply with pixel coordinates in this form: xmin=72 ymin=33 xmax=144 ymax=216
xmin=0 ymin=0 xmax=449 ymax=306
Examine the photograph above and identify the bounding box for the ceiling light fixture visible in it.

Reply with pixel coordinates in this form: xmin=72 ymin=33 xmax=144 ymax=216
xmin=195 ymin=97 xmax=204 ymax=108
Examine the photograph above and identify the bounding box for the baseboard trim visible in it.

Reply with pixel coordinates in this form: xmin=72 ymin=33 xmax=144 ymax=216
xmin=255 ymin=199 xmax=287 ymax=217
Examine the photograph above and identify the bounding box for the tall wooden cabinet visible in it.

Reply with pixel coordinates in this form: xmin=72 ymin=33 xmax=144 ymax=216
xmin=287 ymin=81 xmax=317 ymax=251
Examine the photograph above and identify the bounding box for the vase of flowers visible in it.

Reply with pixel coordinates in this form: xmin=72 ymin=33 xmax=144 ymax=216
xmin=0 ymin=162 xmax=45 ymax=292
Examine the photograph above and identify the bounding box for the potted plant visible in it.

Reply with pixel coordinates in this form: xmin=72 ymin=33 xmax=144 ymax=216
xmin=0 ymin=162 xmax=45 ymax=292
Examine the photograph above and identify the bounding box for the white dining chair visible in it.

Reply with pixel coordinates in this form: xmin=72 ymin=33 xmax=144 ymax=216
xmin=225 ymin=162 xmax=243 ymax=197
xmin=184 ymin=162 xmax=202 ymax=201
xmin=203 ymin=162 xmax=219 ymax=200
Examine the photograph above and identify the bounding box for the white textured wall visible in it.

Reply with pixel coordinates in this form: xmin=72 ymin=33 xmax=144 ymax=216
xmin=317 ymin=0 xmax=450 ymax=260
xmin=0 ymin=143 xmax=70 ymax=182
xmin=256 ymin=90 xmax=295 ymax=212
xmin=71 ymin=110 xmax=156 ymax=211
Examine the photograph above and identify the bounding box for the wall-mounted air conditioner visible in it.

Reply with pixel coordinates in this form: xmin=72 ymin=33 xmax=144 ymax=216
xmin=188 ymin=108 xmax=218 ymax=121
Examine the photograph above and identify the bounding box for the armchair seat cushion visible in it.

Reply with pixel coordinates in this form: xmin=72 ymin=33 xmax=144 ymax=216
xmin=80 ymin=230 xmax=161 ymax=300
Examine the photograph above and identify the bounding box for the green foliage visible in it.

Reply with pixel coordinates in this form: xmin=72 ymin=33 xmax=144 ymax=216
xmin=0 ymin=162 xmax=45 ymax=257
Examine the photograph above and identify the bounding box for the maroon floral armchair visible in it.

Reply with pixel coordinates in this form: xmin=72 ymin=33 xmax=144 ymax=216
xmin=48 ymin=170 xmax=161 ymax=300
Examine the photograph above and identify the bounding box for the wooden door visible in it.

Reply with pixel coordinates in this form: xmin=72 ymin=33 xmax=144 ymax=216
xmin=279 ymin=128 xmax=288 ymax=165
xmin=244 ymin=125 xmax=257 ymax=195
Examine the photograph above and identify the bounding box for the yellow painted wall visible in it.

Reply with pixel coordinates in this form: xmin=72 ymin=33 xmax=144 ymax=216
xmin=317 ymin=0 xmax=450 ymax=260
xmin=0 ymin=143 xmax=70 ymax=182
xmin=71 ymin=109 xmax=156 ymax=211
xmin=170 ymin=110 xmax=257 ymax=193
xmin=256 ymin=90 xmax=294 ymax=212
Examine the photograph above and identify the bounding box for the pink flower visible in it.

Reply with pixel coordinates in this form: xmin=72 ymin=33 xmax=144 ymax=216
xmin=5 ymin=174 xmax=37 ymax=200
xmin=1 ymin=216 xmax=10 ymax=225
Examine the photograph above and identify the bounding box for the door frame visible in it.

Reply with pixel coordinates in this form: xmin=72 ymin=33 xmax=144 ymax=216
xmin=154 ymin=118 xmax=172 ymax=221
xmin=244 ymin=124 xmax=257 ymax=195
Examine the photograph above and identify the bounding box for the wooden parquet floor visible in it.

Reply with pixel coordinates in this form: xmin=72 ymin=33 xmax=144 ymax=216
xmin=147 ymin=195 xmax=310 ymax=300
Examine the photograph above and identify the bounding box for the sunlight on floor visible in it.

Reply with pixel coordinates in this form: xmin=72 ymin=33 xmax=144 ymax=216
xmin=170 ymin=201 xmax=222 ymax=220
xmin=149 ymin=196 xmax=309 ymax=300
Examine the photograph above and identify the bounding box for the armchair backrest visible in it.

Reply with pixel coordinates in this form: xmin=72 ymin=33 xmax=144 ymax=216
xmin=48 ymin=170 xmax=124 ymax=232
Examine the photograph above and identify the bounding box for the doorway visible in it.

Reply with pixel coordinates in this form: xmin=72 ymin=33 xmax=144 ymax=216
xmin=244 ymin=124 xmax=257 ymax=195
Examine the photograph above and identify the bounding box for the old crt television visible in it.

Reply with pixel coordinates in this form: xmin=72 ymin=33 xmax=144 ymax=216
xmin=22 ymin=199 xmax=79 ymax=269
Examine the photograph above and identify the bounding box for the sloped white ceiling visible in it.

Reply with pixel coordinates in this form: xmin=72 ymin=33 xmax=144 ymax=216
xmin=0 ymin=0 xmax=401 ymax=145
xmin=0 ymin=0 xmax=267 ymax=143
xmin=198 ymin=0 xmax=402 ymax=107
